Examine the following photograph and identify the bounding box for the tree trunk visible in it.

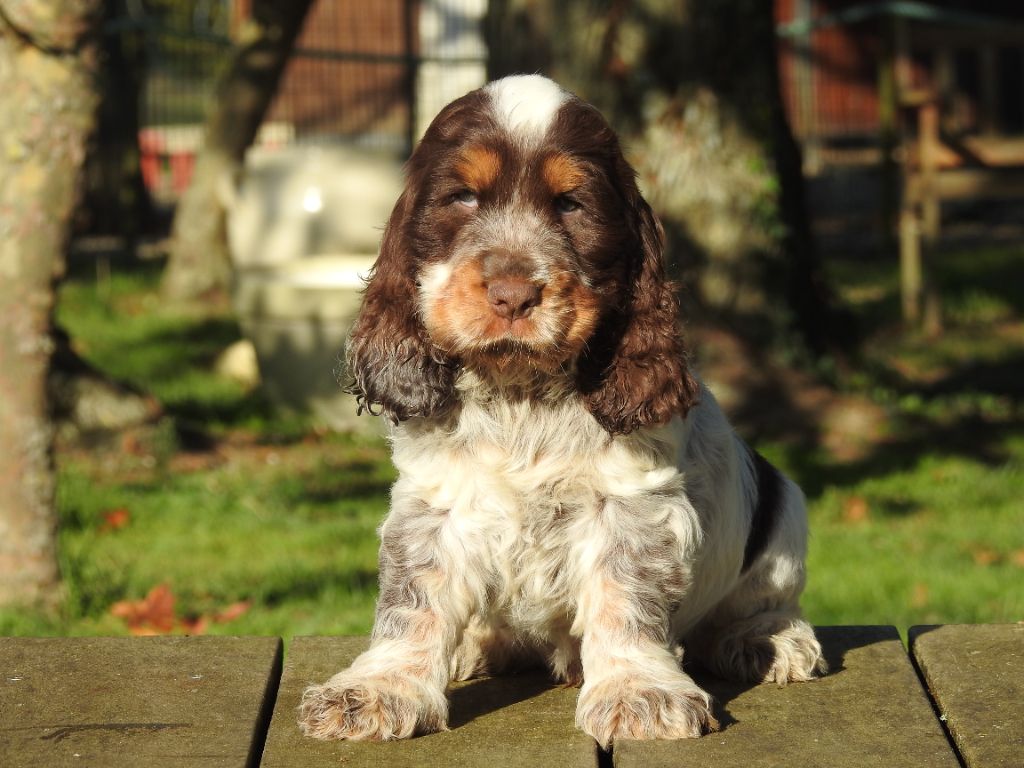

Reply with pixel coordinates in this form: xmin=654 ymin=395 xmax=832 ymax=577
xmin=0 ymin=0 xmax=102 ymax=607
xmin=160 ymin=0 xmax=316 ymax=301
xmin=80 ymin=0 xmax=154 ymax=241
xmin=486 ymin=0 xmax=852 ymax=356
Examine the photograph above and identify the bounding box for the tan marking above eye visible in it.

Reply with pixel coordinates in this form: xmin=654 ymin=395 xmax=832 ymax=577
xmin=542 ymin=154 xmax=587 ymax=195
xmin=455 ymin=146 xmax=502 ymax=192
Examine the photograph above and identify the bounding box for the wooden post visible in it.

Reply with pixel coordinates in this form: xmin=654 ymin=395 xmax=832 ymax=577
xmin=918 ymin=98 xmax=943 ymax=337
xmin=900 ymin=207 xmax=922 ymax=327
xmin=919 ymin=99 xmax=940 ymax=243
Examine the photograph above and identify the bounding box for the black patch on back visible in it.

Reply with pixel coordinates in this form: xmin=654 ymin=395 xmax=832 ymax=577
xmin=742 ymin=446 xmax=783 ymax=573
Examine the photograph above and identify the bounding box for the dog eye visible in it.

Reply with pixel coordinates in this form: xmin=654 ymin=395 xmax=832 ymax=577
xmin=452 ymin=190 xmax=478 ymax=208
xmin=554 ymin=195 xmax=581 ymax=215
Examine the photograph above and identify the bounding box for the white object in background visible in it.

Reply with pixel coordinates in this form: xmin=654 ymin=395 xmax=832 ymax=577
xmin=224 ymin=145 xmax=404 ymax=268
xmin=417 ymin=0 xmax=488 ymax=141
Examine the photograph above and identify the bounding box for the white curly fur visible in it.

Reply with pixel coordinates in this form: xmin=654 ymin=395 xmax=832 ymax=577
xmin=299 ymin=380 xmax=826 ymax=746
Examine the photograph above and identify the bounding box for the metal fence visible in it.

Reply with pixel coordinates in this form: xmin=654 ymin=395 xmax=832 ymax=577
xmin=111 ymin=0 xmax=487 ymax=201
xmin=111 ymin=0 xmax=1024 ymax=210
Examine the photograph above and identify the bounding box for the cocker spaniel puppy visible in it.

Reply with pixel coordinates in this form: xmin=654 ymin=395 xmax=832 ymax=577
xmin=299 ymin=75 xmax=826 ymax=748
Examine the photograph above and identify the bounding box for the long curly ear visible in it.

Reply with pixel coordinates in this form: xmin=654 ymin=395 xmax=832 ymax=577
xmin=579 ymin=193 xmax=699 ymax=435
xmin=344 ymin=189 xmax=457 ymax=422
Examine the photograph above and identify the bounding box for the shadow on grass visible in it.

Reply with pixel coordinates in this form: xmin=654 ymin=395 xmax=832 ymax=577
xmin=111 ymin=317 xmax=246 ymax=384
xmin=282 ymin=460 xmax=394 ymax=507
xmin=918 ymin=352 xmax=1024 ymax=399
xmin=787 ymin=414 xmax=1023 ymax=500
xmin=935 ymin=244 xmax=1024 ymax=314
xmin=721 ymin=322 xmax=1024 ymax=500
xmin=256 ymin=567 xmax=380 ymax=609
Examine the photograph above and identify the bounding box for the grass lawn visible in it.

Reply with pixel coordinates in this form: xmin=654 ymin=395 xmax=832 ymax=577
xmin=1 ymin=244 xmax=1022 ymax=638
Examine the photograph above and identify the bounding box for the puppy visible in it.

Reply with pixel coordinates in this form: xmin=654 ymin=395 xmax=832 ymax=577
xmin=299 ymin=75 xmax=825 ymax=748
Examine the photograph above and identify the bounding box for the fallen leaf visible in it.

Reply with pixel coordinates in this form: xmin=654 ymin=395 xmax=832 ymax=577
xmin=842 ymin=496 xmax=870 ymax=524
xmin=1012 ymin=550 xmax=1024 ymax=568
xmin=971 ymin=547 xmax=1001 ymax=567
xmin=213 ymin=601 xmax=252 ymax=624
xmin=110 ymin=583 xmax=176 ymax=635
xmin=120 ymin=433 xmax=143 ymax=455
xmin=179 ymin=616 xmax=209 ymax=636
xmin=99 ymin=507 xmax=131 ymax=532
xmin=110 ymin=585 xmax=251 ymax=636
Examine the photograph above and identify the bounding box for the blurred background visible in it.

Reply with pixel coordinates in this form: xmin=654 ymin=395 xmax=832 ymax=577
xmin=1 ymin=0 xmax=1021 ymax=638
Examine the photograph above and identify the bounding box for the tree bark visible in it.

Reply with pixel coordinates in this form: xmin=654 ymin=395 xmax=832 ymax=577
xmin=0 ymin=0 xmax=102 ymax=607
xmin=160 ymin=0 xmax=316 ymax=301
xmin=486 ymin=0 xmax=852 ymax=356
xmin=80 ymin=0 xmax=153 ymax=240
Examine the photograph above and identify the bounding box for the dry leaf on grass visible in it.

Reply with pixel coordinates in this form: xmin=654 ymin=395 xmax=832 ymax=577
xmin=110 ymin=584 xmax=251 ymax=636
xmin=99 ymin=507 xmax=131 ymax=532
xmin=842 ymin=495 xmax=870 ymax=524
xmin=110 ymin=583 xmax=176 ymax=635
xmin=970 ymin=547 xmax=1001 ymax=567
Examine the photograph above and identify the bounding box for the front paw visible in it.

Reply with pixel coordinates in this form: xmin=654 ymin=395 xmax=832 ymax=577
xmin=298 ymin=674 xmax=447 ymax=741
xmin=576 ymin=674 xmax=719 ymax=748
xmin=708 ymin=616 xmax=827 ymax=685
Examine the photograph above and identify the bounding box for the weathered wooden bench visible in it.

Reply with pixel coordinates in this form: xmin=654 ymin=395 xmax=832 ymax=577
xmin=1 ymin=626 xmax=1020 ymax=767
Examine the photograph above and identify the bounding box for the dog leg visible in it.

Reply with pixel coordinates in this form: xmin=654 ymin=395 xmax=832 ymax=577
xmin=451 ymin=616 xmax=543 ymax=681
xmin=571 ymin=498 xmax=718 ymax=749
xmin=696 ymin=609 xmax=825 ymax=684
xmin=688 ymin=552 xmax=826 ymax=684
xmin=299 ymin=498 xmax=481 ymax=740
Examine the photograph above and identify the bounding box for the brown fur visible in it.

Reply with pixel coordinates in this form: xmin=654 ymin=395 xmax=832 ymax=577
xmin=542 ymin=153 xmax=587 ymax=194
xmin=456 ymin=145 xmax=502 ymax=192
xmin=344 ymin=187 xmax=459 ymax=423
xmin=578 ymin=189 xmax=700 ymax=435
xmin=346 ymin=83 xmax=698 ymax=434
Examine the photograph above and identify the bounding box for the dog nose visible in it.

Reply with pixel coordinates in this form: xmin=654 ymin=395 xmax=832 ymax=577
xmin=487 ymin=277 xmax=542 ymax=320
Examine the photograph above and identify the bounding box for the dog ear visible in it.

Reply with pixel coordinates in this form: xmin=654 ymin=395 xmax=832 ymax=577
xmin=579 ymin=190 xmax=699 ymax=435
xmin=344 ymin=188 xmax=457 ymax=423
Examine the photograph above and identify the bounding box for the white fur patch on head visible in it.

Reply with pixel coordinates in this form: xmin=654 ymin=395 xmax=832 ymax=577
xmin=486 ymin=75 xmax=569 ymax=141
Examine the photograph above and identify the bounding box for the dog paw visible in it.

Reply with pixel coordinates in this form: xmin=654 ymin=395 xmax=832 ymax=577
xmin=710 ymin=618 xmax=827 ymax=685
xmin=298 ymin=674 xmax=447 ymax=741
xmin=576 ymin=674 xmax=719 ymax=748
xmin=763 ymin=622 xmax=827 ymax=684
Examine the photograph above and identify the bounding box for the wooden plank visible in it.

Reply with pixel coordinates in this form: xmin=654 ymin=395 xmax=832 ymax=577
xmin=907 ymin=167 xmax=1024 ymax=203
xmin=0 ymin=636 xmax=282 ymax=768
xmin=614 ymin=626 xmax=959 ymax=768
xmin=260 ymin=636 xmax=596 ymax=768
xmin=911 ymin=624 xmax=1024 ymax=768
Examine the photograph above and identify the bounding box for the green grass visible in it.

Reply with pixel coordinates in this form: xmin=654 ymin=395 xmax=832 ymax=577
xmin=54 ymin=260 xmax=285 ymax=432
xmin=2 ymin=245 xmax=1022 ymax=637
xmin=1 ymin=257 xmax=391 ymax=637
xmin=49 ymin=436 xmax=393 ymax=638
xmin=776 ymin=439 xmax=1024 ymax=629
xmin=791 ymin=242 xmax=1024 ymax=628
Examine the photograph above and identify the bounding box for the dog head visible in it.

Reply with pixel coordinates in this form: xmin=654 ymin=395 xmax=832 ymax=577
xmin=346 ymin=75 xmax=698 ymax=434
